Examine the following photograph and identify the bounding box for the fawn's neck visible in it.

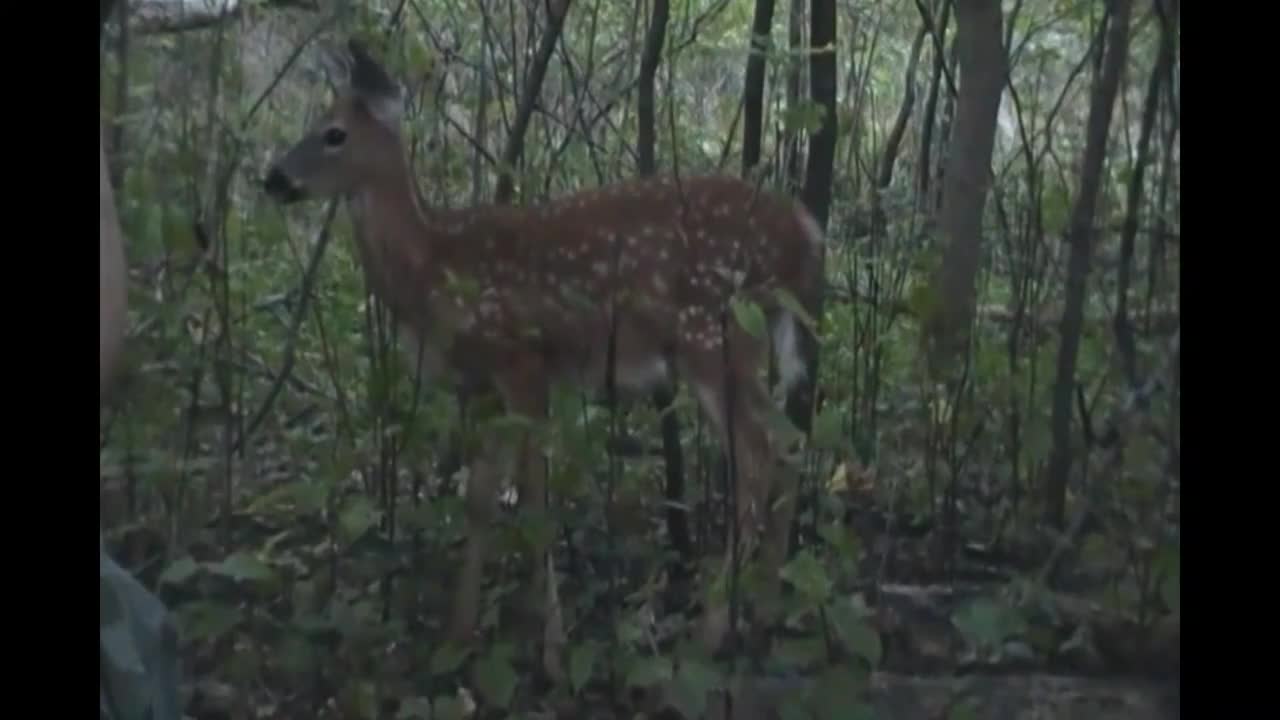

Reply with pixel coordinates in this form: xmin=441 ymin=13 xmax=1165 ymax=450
xmin=347 ymin=157 xmax=439 ymax=323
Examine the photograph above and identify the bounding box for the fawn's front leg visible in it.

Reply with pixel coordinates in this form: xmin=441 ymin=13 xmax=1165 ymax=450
xmin=448 ymin=430 xmax=506 ymax=645
xmin=683 ymin=350 xmax=785 ymax=655
xmin=497 ymin=366 xmax=566 ymax=680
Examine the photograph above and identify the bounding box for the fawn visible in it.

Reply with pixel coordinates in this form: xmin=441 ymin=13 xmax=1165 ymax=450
xmin=262 ymin=38 xmax=825 ymax=673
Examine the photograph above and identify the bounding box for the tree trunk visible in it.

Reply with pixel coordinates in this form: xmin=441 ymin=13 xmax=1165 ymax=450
xmin=1114 ymin=0 xmax=1172 ymax=388
xmin=784 ymin=0 xmax=805 ymax=194
xmin=870 ymin=25 xmax=926 ymax=232
xmin=741 ymin=0 xmax=777 ymax=175
xmin=1145 ymin=0 xmax=1178 ymax=335
xmin=637 ymin=0 xmax=670 ymax=176
xmin=925 ymin=0 xmax=1005 ymax=369
xmin=1045 ymin=0 xmax=1134 ymax=529
xmin=795 ymin=0 xmax=837 ymax=434
xmin=932 ymin=39 xmax=958 ymax=212
xmin=917 ymin=0 xmax=953 ymax=210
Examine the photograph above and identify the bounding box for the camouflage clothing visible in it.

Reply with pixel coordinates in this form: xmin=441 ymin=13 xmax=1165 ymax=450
xmin=100 ymin=539 xmax=181 ymax=720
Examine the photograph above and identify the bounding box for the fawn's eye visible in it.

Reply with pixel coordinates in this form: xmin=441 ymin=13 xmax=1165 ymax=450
xmin=322 ymin=127 xmax=347 ymax=147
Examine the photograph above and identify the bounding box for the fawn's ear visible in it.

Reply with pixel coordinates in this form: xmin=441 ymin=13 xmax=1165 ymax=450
xmin=314 ymin=41 xmax=352 ymax=92
xmin=346 ymin=37 xmax=404 ymax=126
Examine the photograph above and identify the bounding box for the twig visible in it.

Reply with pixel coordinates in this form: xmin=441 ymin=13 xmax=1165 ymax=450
xmin=235 ymin=200 xmax=341 ymax=453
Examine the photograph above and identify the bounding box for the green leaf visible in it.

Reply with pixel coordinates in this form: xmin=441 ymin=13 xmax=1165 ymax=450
xmin=1042 ymin=178 xmax=1071 ymax=237
xmin=817 ymin=521 xmax=861 ymax=565
xmin=432 ymin=695 xmax=470 ymax=720
xmin=951 ymin=597 xmax=1025 ymax=652
xmin=338 ymin=495 xmax=382 ymax=545
xmin=773 ymin=637 xmax=826 ymax=671
xmin=773 ymin=287 xmax=819 ymax=333
xmin=473 ymin=649 xmax=518 ymax=709
xmin=782 ymin=99 xmax=829 ymax=135
xmin=396 ymin=697 xmax=434 ymax=719
xmin=430 ymin=643 xmax=471 ymax=675
xmin=812 ymin=665 xmax=872 ymax=720
xmin=615 ymin=615 xmax=647 ymax=647
xmin=828 ymin=702 xmax=876 ymax=720
xmin=625 ymin=655 xmax=673 ymax=688
xmin=811 ymin=406 xmax=843 ymax=452
xmin=442 ymin=268 xmax=482 ymax=303
xmin=144 ymin=203 xmax=164 ymax=249
xmin=175 ymin=600 xmax=242 ymax=642
xmin=1156 ymin=546 xmax=1180 ymax=613
xmin=158 ymin=556 xmax=200 ymax=587
xmin=1080 ymin=533 xmax=1116 ymax=570
xmin=906 ymin=279 xmax=941 ymax=321
xmin=731 ymin=296 xmax=768 ymax=340
xmin=248 ymin=478 xmax=332 ymax=516
xmin=668 ymin=658 xmax=724 ymax=720
xmin=762 ymin=405 xmax=807 ymax=457
xmin=341 ymin=680 xmax=379 ymax=720
xmin=519 ymin=510 xmax=558 ymax=554
xmin=779 ymin=703 xmax=812 ymax=720
xmin=290 ymin=609 xmax=335 ymax=638
xmin=278 ymin=632 xmax=319 ymax=678
xmin=485 ymin=411 xmax=537 ymax=441
xmin=779 ymin=549 xmax=832 ymax=605
xmin=210 ymin=551 xmax=276 ymax=585
xmin=948 ymin=699 xmax=981 ymax=720
xmin=827 ymin=600 xmax=882 ymax=667
xmin=569 ymin=640 xmax=602 ymax=695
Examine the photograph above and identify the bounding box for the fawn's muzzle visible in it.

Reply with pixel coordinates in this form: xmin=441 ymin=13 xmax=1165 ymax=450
xmin=263 ymin=167 xmax=305 ymax=204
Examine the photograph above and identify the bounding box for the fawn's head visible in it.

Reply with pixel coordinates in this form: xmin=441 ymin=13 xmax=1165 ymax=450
xmin=264 ymin=38 xmax=405 ymax=204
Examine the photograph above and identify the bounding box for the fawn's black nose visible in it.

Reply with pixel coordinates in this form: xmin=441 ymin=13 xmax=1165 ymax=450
xmin=263 ymin=167 xmax=305 ymax=203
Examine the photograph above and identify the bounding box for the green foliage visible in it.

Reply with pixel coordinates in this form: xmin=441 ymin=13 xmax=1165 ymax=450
xmin=667 ymin=657 xmax=724 ymax=719
xmin=395 ymin=697 xmax=434 ymax=719
xmin=781 ymin=549 xmax=834 ymax=606
xmin=812 ymin=667 xmax=874 ymax=720
xmin=731 ymin=296 xmax=768 ymax=340
xmin=783 ymin=99 xmax=832 ymax=136
xmin=951 ymin=597 xmax=1029 ymax=657
xmin=337 ymin=495 xmax=382 ymax=545
xmin=810 ymin=405 xmax=845 ymax=452
xmin=949 ymin=699 xmax=983 ymax=720
xmin=430 ymin=644 xmax=472 ymax=676
xmin=473 ymin=644 xmax=519 ymax=709
xmin=828 ymin=599 xmax=883 ymax=668
xmin=569 ymin=639 xmax=602 ymax=694
xmin=176 ymin=600 xmax=243 ymax=644
xmin=625 ymin=655 xmax=674 ymax=688
xmin=1155 ymin=545 xmax=1180 ymax=614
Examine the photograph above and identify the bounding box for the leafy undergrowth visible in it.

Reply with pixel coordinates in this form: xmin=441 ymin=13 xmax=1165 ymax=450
xmin=102 ymin=447 xmax=1178 ymax=720
xmin=100 ymin=305 xmax=1179 ymax=719
xmin=137 ymin=492 xmax=881 ymax=718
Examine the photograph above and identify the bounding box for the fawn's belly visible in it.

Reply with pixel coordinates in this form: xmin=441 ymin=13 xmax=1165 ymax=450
xmin=567 ymin=316 xmax=674 ymax=396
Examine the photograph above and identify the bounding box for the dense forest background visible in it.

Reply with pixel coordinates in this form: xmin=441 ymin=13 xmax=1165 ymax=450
xmin=98 ymin=0 xmax=1179 ymax=718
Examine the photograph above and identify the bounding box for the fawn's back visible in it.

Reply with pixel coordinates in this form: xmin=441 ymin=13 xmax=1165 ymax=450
xmin=420 ymin=173 xmax=824 ymax=396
